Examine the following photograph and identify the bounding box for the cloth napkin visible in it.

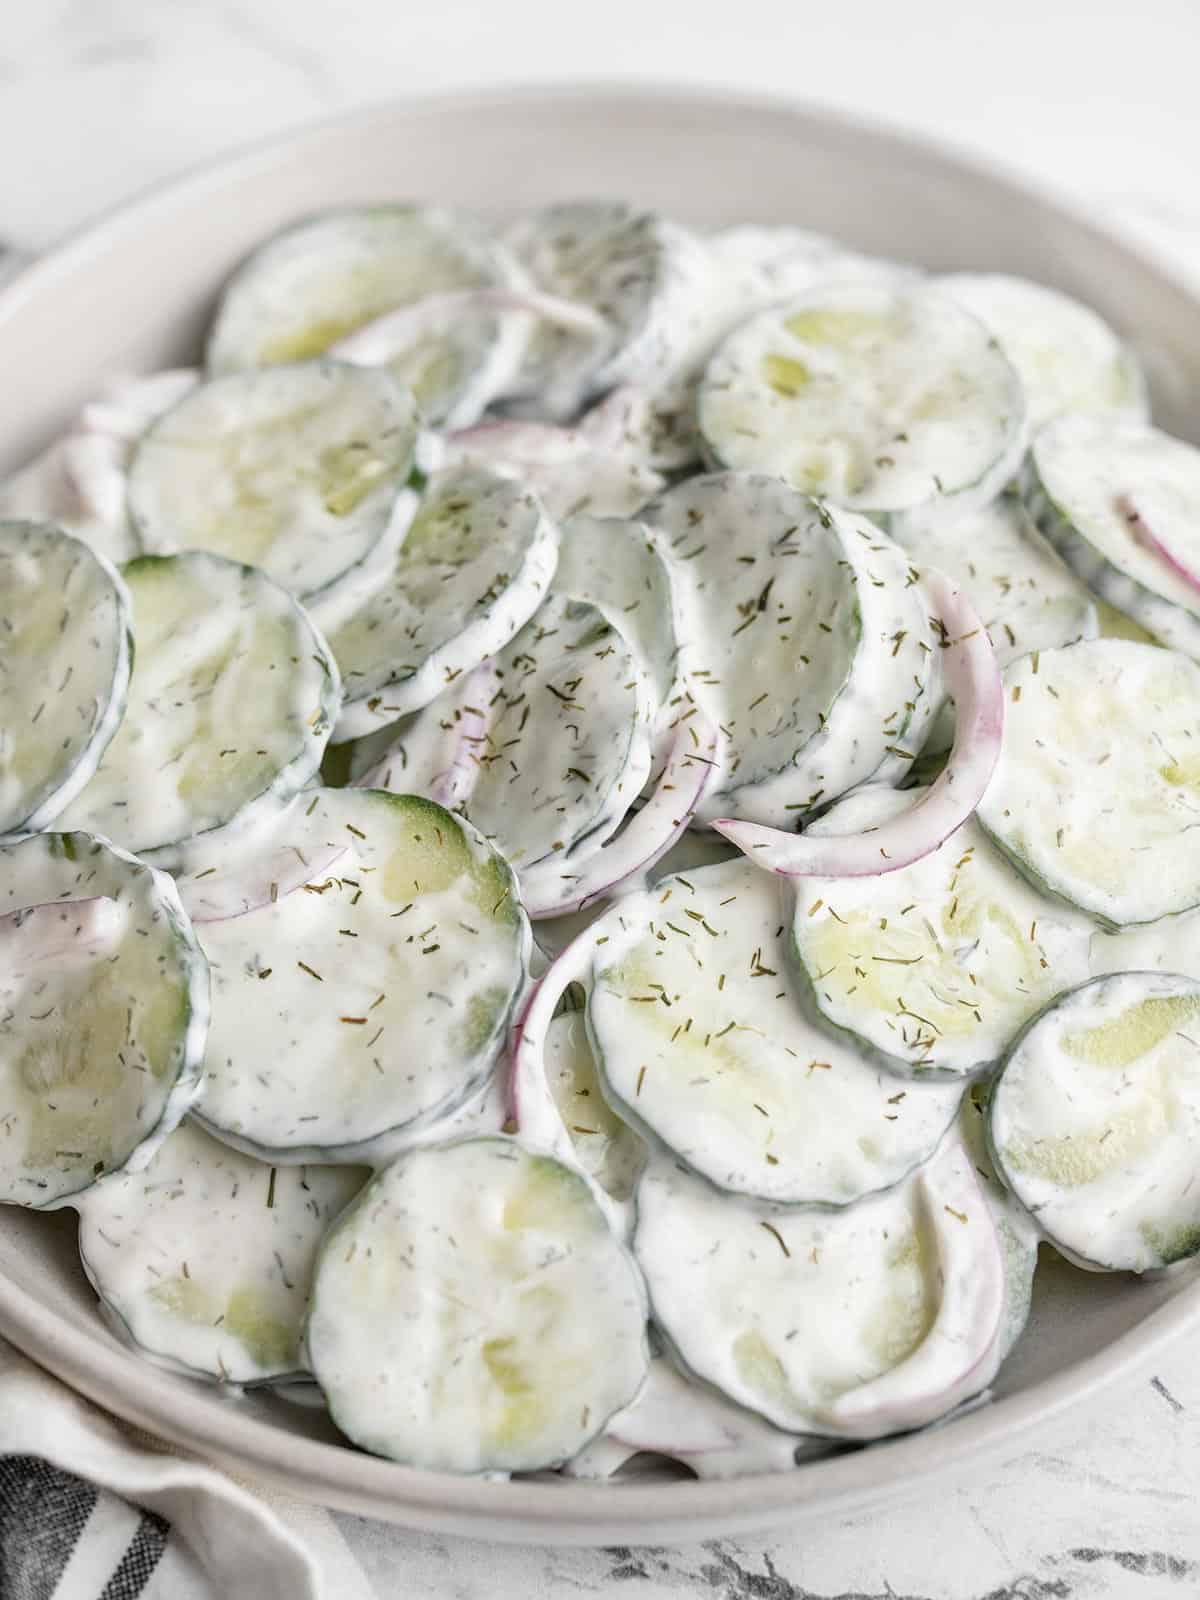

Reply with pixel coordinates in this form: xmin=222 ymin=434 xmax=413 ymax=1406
xmin=0 ymin=1338 xmax=376 ymax=1600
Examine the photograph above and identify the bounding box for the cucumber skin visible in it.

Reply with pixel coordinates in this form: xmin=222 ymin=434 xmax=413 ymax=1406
xmin=1023 ymin=460 xmax=1200 ymax=661
xmin=114 ymin=554 xmax=342 ymax=869
xmin=985 ymin=970 xmax=1200 ymax=1274
xmin=193 ymin=791 xmax=531 ymax=1167
xmin=29 ymin=833 xmax=211 ymax=1210
xmin=304 ymin=1133 xmax=651 ymax=1474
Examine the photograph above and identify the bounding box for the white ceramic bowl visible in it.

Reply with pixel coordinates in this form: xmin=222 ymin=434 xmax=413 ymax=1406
xmin=1 ymin=85 xmax=1199 ymax=1546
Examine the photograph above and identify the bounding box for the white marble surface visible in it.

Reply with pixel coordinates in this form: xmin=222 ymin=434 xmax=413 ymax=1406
xmin=4 ymin=3 xmax=1200 ymax=1596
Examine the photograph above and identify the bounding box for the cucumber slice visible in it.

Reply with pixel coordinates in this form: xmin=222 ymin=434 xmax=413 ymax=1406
xmin=940 ymin=274 xmax=1149 ymax=429
xmin=128 ymin=361 xmax=420 ymax=601
xmin=0 ymin=831 xmax=208 ymax=1208
xmin=642 ymin=474 xmax=939 ymax=827
xmin=1026 ymin=416 xmax=1200 ymax=657
xmin=890 ymin=496 xmax=1098 ymax=750
xmin=207 ymin=206 xmax=529 ymax=427
xmin=976 ymin=639 xmax=1200 ymax=926
xmin=373 ymin=594 xmax=655 ymax=874
xmin=503 ymin=202 xmax=709 ymax=417
xmin=56 ymin=552 xmax=338 ymax=867
xmin=958 ymin=1085 xmax=1038 ymax=1360
xmin=988 ymin=971 xmax=1200 ymax=1272
xmin=791 ymin=785 xmax=1093 ymax=1076
xmin=191 ymin=789 xmax=528 ymax=1164
xmin=697 ymin=284 xmax=1026 ymax=517
xmin=633 ymin=1133 xmax=1005 ymax=1439
xmin=587 ymin=857 xmax=961 ymax=1205
xmin=77 ymin=1119 xmax=366 ymax=1383
xmin=322 ymin=467 xmax=557 ymax=741
xmin=709 ymin=227 xmax=914 ymax=299
xmin=0 ymin=371 xmax=200 ymax=567
xmin=305 ymin=1136 xmax=649 ymax=1474
xmin=0 ymin=521 xmax=132 ymax=836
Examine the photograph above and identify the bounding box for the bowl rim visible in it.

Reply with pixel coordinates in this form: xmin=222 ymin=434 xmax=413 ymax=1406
xmin=2 ymin=79 xmax=1199 ymax=1543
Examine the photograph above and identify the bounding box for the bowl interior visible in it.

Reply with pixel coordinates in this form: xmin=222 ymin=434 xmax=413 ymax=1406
xmin=0 ymin=85 xmax=1198 ymax=1544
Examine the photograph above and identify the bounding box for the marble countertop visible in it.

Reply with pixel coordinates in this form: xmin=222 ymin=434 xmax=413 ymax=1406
xmin=3 ymin=3 xmax=1200 ymax=1596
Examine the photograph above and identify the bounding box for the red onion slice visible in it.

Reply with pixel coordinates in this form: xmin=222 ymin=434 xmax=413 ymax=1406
xmin=329 ymin=288 xmax=608 ymax=367
xmin=714 ymin=573 xmax=1002 ymax=878
xmin=177 ymin=841 xmax=351 ymax=923
xmin=507 ymin=920 xmax=604 ymax=1156
xmin=519 ymin=705 xmax=722 ymax=919
xmin=1117 ymin=489 xmax=1200 ymax=596
xmin=0 ymin=896 xmax=123 ymax=970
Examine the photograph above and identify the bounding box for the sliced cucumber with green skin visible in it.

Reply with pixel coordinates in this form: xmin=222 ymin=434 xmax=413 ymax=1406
xmin=698 ymin=284 xmax=1026 ymax=518
xmin=56 ymin=553 xmax=339 ymax=867
xmin=958 ymin=1085 xmax=1038 ymax=1360
xmin=1026 ymin=416 xmax=1200 ymax=657
xmin=77 ymin=1119 xmax=367 ymax=1383
xmin=889 ymin=496 xmax=1098 ymax=751
xmin=502 ymin=202 xmax=710 ymax=418
xmin=633 ymin=1134 xmax=1005 ymax=1440
xmin=191 ymin=789 xmax=527 ymax=1165
xmin=587 ymin=857 xmax=961 ymax=1206
xmin=940 ymin=274 xmax=1149 ymax=430
xmin=642 ymin=474 xmax=940 ymax=828
xmin=0 ymin=371 xmax=200 ymax=567
xmin=0 ymin=831 xmax=209 ymax=1209
xmin=323 ymin=467 xmax=558 ymax=741
xmin=988 ymin=971 xmax=1200 ymax=1272
xmin=128 ymin=361 xmax=421 ymax=601
xmin=207 ymin=206 xmax=530 ymax=427
xmin=374 ymin=595 xmax=655 ymax=874
xmin=791 ymin=785 xmax=1093 ymax=1077
xmin=0 ymin=521 xmax=132 ymax=837
xmin=976 ymin=639 xmax=1200 ymax=926
xmin=305 ymin=1136 xmax=649 ymax=1474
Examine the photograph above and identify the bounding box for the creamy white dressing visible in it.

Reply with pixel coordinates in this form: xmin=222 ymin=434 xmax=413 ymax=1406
xmin=306 ymin=1136 xmax=649 ymax=1474
xmin=0 ymin=370 xmax=199 ymax=568
xmin=941 ymin=274 xmax=1148 ymax=430
xmin=207 ymin=206 xmax=530 ymax=429
xmin=325 ymin=466 xmax=557 ymax=738
xmin=643 ymin=476 xmax=939 ymax=826
xmin=0 ymin=831 xmax=208 ymax=1207
xmin=634 ymin=1134 xmax=1004 ymax=1439
xmin=56 ymin=552 xmax=338 ymax=864
xmin=0 ymin=522 xmax=132 ymax=835
xmin=990 ymin=971 xmax=1200 ymax=1271
xmin=193 ymin=788 xmax=527 ymax=1163
xmin=77 ymin=1118 xmax=367 ymax=1382
xmin=1030 ymin=416 xmax=1200 ymax=653
xmin=698 ymin=283 xmax=1027 ymax=516
xmin=128 ymin=362 xmax=420 ymax=600
xmin=891 ymin=496 xmax=1098 ymax=749
xmin=794 ymin=786 xmax=1093 ymax=1075
xmin=977 ymin=640 xmax=1200 ymax=925
xmin=588 ymin=856 xmax=961 ymax=1205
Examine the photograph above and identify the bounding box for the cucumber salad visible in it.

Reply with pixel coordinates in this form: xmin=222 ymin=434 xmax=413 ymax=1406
xmin=2 ymin=197 xmax=1198 ymax=1484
